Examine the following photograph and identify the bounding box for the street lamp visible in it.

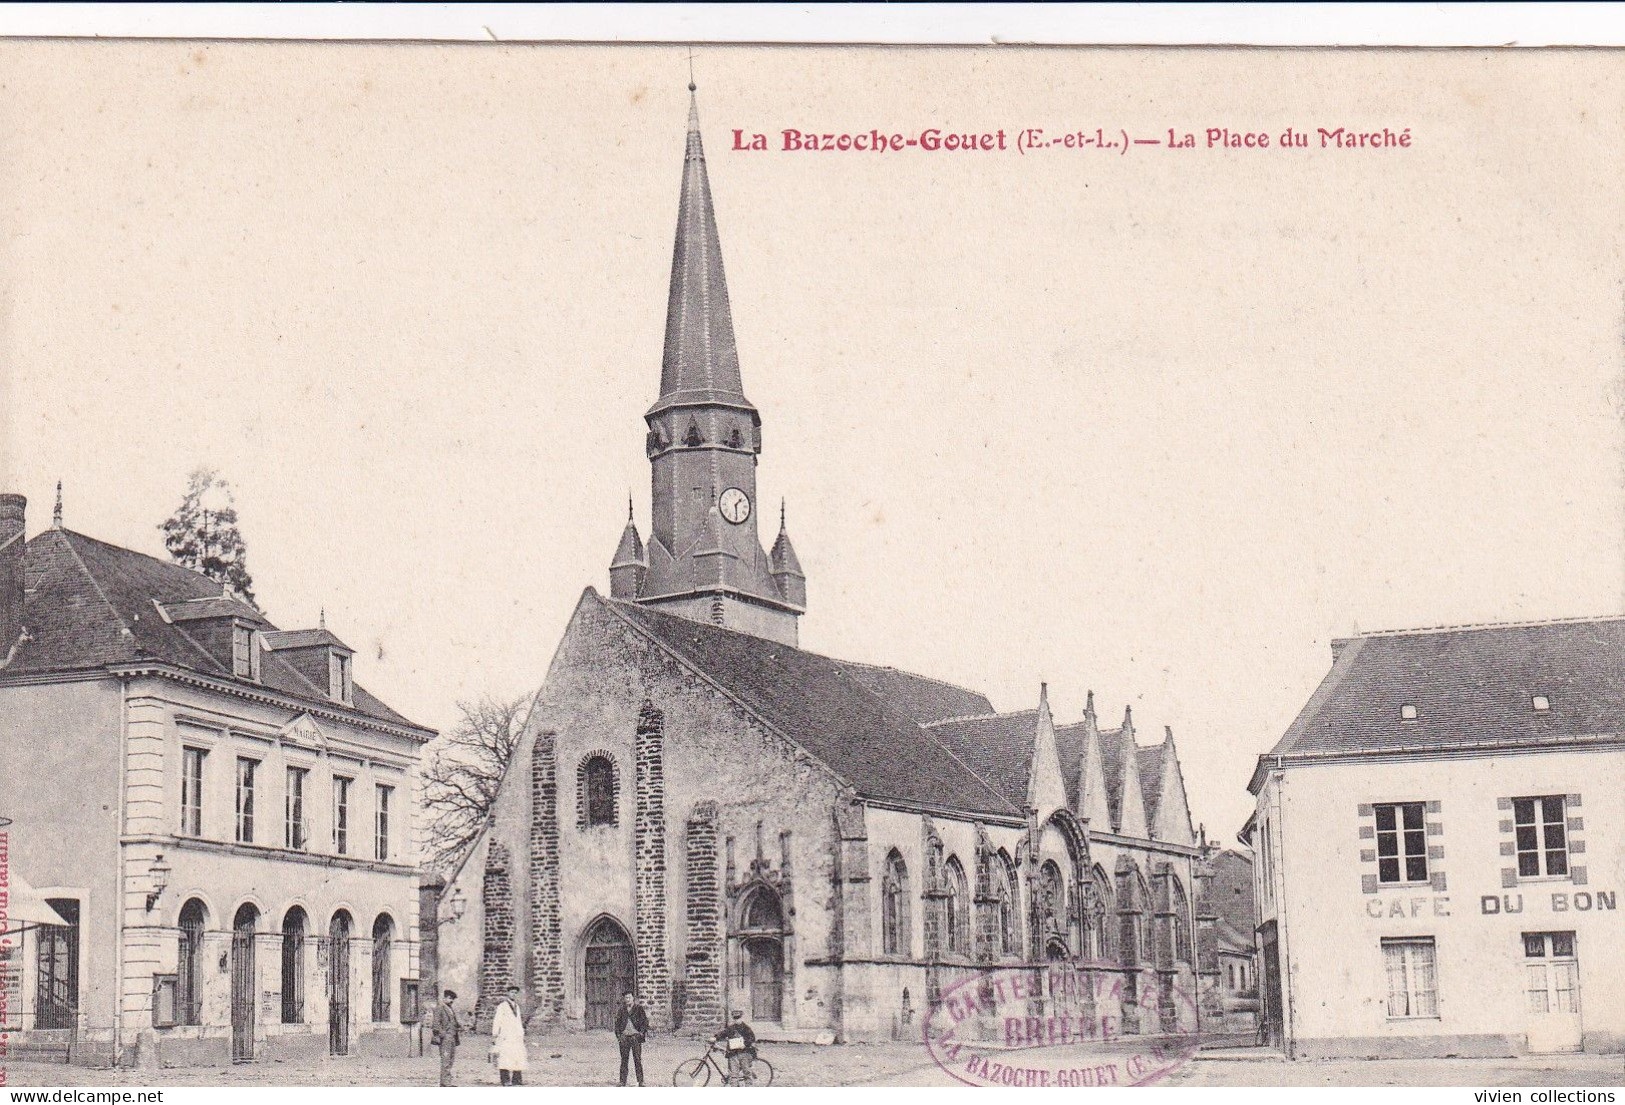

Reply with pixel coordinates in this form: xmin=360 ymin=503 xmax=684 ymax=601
xmin=439 ymin=886 xmax=467 ymax=926
xmin=145 ymin=853 xmax=171 ymax=912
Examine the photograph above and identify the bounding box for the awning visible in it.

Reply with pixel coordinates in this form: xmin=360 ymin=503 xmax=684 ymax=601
xmin=3 ymin=871 xmax=70 ymax=935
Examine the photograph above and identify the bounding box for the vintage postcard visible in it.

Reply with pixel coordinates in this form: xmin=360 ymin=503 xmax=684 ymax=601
xmin=0 ymin=29 xmax=1622 ymax=1092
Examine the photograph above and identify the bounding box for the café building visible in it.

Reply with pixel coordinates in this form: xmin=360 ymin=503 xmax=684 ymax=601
xmin=1243 ymin=617 xmax=1624 ymax=1058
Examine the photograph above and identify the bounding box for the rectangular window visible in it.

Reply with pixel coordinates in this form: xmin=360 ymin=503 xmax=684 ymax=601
xmin=180 ymin=748 xmax=206 ymax=836
xmin=232 ymin=624 xmax=255 ymax=679
xmin=235 ymin=758 xmax=258 ymax=843
xmin=329 ymin=651 xmax=352 ymax=704
xmin=1524 ymin=932 xmax=1579 ymax=1015
xmin=375 ymin=784 xmax=392 ymax=861
xmin=333 ymin=776 xmax=352 ymax=855
xmin=1513 ymin=796 xmax=1569 ymax=878
xmin=285 ymin=767 xmax=308 ymax=850
xmin=1382 ymin=938 xmax=1439 ymax=1019
xmin=1375 ymin=802 xmax=1429 ymax=884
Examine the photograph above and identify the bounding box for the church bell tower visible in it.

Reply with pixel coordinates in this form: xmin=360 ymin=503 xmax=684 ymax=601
xmin=607 ymin=84 xmax=805 ymax=646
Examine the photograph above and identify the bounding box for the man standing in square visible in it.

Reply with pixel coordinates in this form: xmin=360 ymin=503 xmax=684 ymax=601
xmin=615 ymin=990 xmax=650 ymax=1086
xmin=432 ymin=989 xmax=463 ymax=1087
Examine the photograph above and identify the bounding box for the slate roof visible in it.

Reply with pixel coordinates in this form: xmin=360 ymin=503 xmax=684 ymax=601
xmin=922 ymin=711 xmax=1039 ymax=809
xmin=601 ymin=593 xmax=1020 ymax=819
xmin=1137 ymin=745 xmax=1165 ymax=826
xmin=261 ymin=628 xmax=353 ymax=653
xmin=5 ymin=527 xmax=428 ymax=734
xmin=833 ymin=661 xmax=994 ymax=725
xmin=1096 ymin=726 xmax=1133 ymax=827
xmin=1053 ymin=723 xmax=1082 ymax=808
xmin=1250 ymin=616 xmax=1625 ymax=792
xmin=1051 ymin=719 xmax=1178 ymax=835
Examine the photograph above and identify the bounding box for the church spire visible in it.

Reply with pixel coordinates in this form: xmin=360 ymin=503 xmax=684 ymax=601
xmin=649 ymin=82 xmax=753 ymax=419
xmin=624 ymin=85 xmax=803 ymax=647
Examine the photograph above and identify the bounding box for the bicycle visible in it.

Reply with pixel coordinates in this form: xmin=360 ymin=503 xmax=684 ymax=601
xmin=672 ymin=1041 xmax=775 ymax=1086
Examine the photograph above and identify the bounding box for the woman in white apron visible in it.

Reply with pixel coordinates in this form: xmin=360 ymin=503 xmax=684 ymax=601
xmin=490 ymin=986 xmax=529 ymax=1086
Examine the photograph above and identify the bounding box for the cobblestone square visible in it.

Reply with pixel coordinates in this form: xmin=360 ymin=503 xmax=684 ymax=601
xmin=7 ymin=1034 xmax=1623 ymax=1088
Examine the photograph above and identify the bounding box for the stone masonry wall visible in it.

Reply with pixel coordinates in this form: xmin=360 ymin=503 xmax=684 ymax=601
xmin=530 ymin=730 xmax=564 ymax=1022
xmin=634 ymin=701 xmax=671 ymax=1028
xmin=478 ymin=841 xmax=515 ymax=1031
xmin=684 ymin=801 xmax=723 ymax=1031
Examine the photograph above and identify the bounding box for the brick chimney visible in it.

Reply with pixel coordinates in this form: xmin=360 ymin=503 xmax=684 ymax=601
xmin=0 ymin=494 xmax=26 ymax=658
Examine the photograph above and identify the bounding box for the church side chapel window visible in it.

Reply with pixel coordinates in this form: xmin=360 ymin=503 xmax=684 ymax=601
xmin=582 ymin=755 xmax=618 ymax=828
xmin=944 ymin=857 xmax=971 ymax=957
xmin=1169 ymin=875 xmax=1193 ymax=964
xmin=993 ymin=854 xmax=1019 ymax=957
xmin=1117 ymin=865 xmax=1149 ymax=967
xmin=881 ymin=850 xmax=910 ymax=956
xmin=1092 ymin=865 xmax=1117 ymax=961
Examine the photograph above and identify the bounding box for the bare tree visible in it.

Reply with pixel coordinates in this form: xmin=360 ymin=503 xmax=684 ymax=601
xmin=421 ymin=693 xmax=530 ymax=873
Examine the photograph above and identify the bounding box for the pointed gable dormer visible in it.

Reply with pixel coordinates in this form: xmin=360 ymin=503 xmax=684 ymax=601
xmin=1148 ymin=726 xmax=1197 ymax=847
xmin=1025 ymin=683 xmax=1069 ymax=817
xmin=1111 ymin=705 xmax=1151 ymax=839
xmin=1073 ymin=690 xmax=1114 ymax=829
xmin=261 ymin=625 xmax=354 ymax=706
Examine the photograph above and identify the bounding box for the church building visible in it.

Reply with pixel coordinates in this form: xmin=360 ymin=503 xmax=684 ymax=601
xmin=436 ymin=88 xmax=1221 ymax=1043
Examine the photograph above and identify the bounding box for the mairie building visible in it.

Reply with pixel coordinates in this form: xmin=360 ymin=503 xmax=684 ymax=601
xmin=1244 ymin=617 xmax=1625 ymax=1058
xmin=0 ymin=491 xmax=435 ymax=1067
xmin=436 ymin=91 xmax=1228 ymax=1043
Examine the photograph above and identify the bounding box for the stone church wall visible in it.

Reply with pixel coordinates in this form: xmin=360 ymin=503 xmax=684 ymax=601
xmin=440 ymin=593 xmax=846 ymax=1036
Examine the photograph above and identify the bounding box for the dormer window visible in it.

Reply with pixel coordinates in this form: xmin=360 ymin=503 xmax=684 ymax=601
xmin=1399 ymin=704 xmax=1418 ymax=722
xmin=232 ymin=624 xmax=259 ymax=681
xmin=329 ymin=650 xmax=353 ymax=705
xmin=1531 ymin=694 xmax=1551 ymax=712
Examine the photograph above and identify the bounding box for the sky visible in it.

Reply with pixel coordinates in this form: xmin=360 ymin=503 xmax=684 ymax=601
xmin=3 ymin=43 xmax=1622 ymax=841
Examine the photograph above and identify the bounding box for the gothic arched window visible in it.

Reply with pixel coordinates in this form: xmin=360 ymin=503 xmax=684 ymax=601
xmin=1169 ymin=875 xmax=1192 ymax=965
xmin=577 ymin=754 xmax=619 ymax=829
xmin=995 ymin=852 xmax=1020 ymax=957
xmin=944 ymin=857 xmax=970 ymax=957
xmin=881 ymin=850 xmax=910 ymax=957
xmin=1092 ymin=864 xmax=1116 ymax=961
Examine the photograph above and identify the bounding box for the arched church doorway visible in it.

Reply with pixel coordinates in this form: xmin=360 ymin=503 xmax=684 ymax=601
xmin=736 ymin=886 xmax=786 ymax=1024
xmin=583 ymin=916 xmax=635 ymax=1030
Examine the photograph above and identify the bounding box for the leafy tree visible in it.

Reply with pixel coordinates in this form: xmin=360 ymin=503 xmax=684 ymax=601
xmin=422 ymin=693 xmax=530 ymax=873
xmin=161 ymin=467 xmax=256 ymax=604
